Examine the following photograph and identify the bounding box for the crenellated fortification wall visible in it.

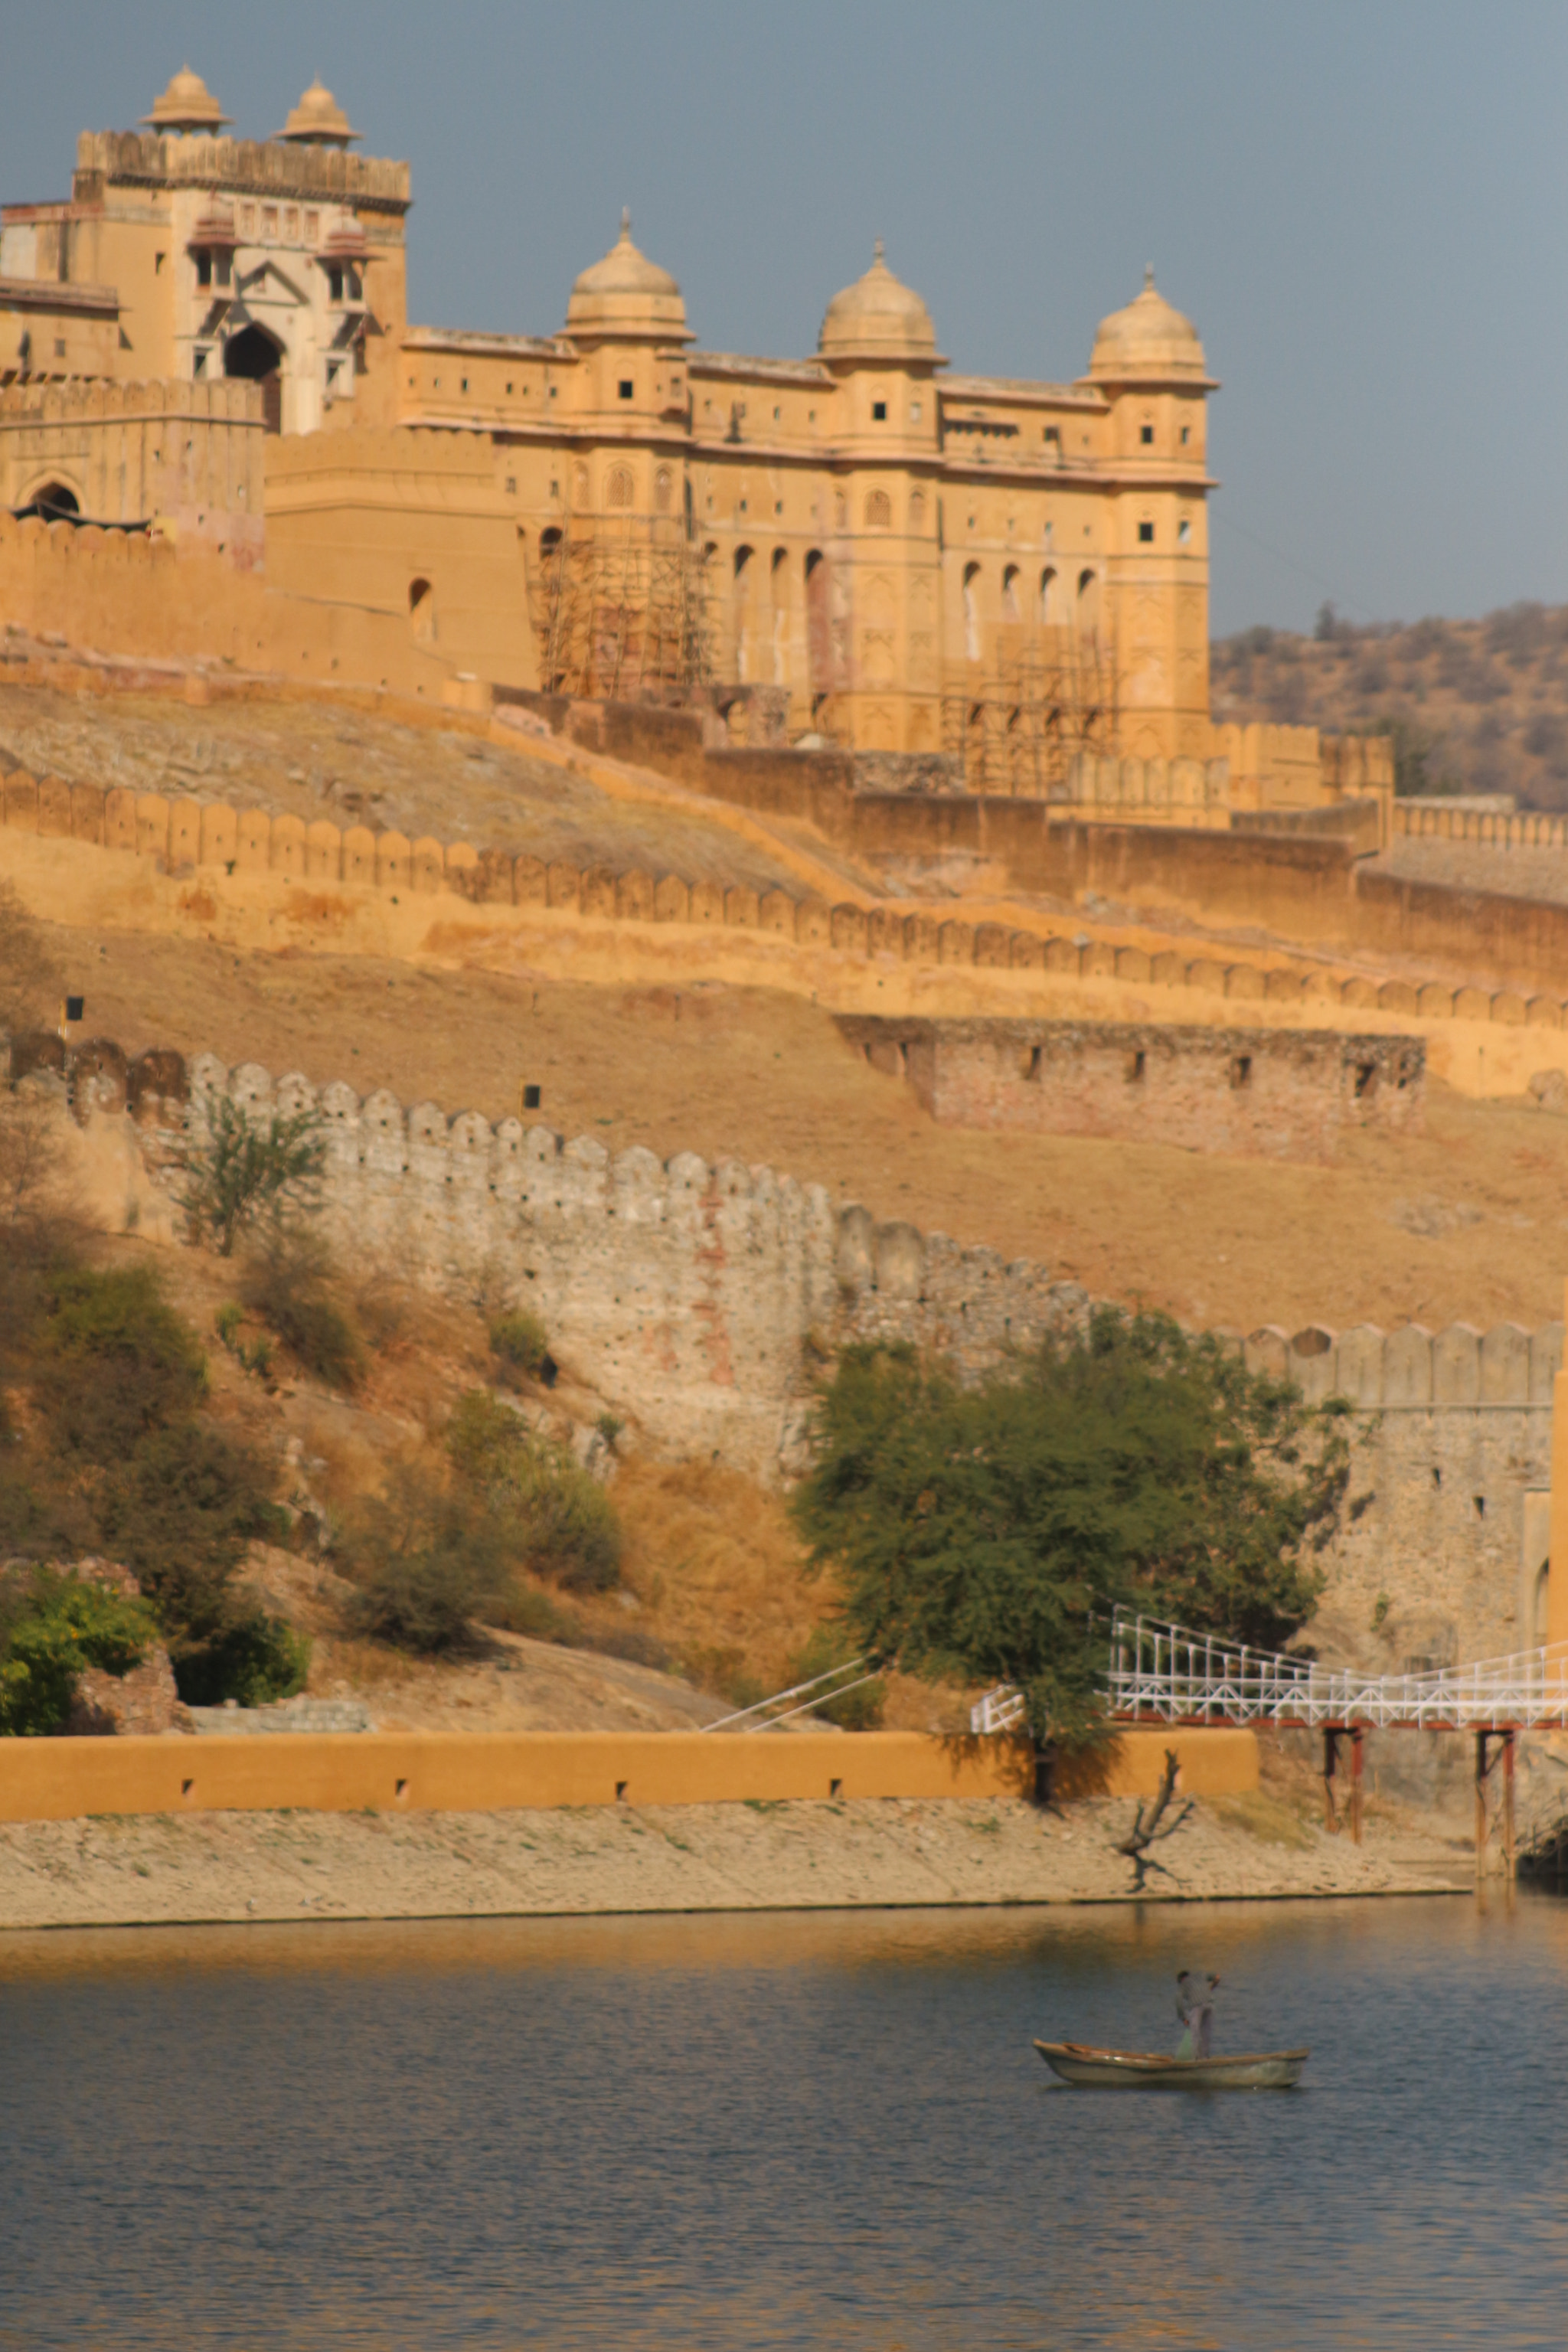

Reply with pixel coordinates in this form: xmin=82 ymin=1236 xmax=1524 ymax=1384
xmin=11 ymin=1031 xmax=1559 ymax=1667
xmin=6 ymin=773 xmax=1568 ymax=1048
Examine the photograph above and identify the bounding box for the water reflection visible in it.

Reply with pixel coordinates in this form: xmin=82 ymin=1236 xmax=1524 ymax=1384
xmin=2 ymin=1896 xmax=1564 ymax=2349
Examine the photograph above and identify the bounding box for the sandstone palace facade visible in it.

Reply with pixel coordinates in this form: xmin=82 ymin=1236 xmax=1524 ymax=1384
xmin=0 ymin=69 xmax=1384 ymax=809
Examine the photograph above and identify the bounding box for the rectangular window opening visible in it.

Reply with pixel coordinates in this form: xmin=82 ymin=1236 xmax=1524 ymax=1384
xmin=1138 ymin=521 xmax=1155 ymax=544
xmin=829 ymin=1778 xmax=844 ymax=1798
xmin=616 ymin=1780 xmax=629 ymax=1801
xmin=1140 ymin=424 xmax=1154 ymax=445
xmin=1125 ymin=1049 xmax=1146 ymax=1084
xmin=619 ymin=379 xmax=634 ymax=400
xmin=1230 ymin=1054 xmax=1252 ymax=1089
xmin=872 ymin=400 xmax=887 ymax=420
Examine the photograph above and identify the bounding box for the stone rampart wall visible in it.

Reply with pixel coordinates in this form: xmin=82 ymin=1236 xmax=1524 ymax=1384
xmin=6 ymin=770 xmax=1568 ymax=1035
xmin=837 ymin=1017 xmax=1424 ymax=1161
xmin=11 ymin=1031 xmax=1560 ymax=1661
xmin=1394 ymin=802 xmax=1568 ymax=851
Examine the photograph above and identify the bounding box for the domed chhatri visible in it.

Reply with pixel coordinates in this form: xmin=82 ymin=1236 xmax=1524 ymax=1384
xmin=1088 ymin=266 xmax=1210 ymax=384
xmin=818 ymin=238 xmax=939 ymax=364
xmin=565 ymin=211 xmax=690 ymax=342
xmin=141 ymin=66 xmax=230 ymax=135
xmin=276 ymin=80 xmax=361 ymax=146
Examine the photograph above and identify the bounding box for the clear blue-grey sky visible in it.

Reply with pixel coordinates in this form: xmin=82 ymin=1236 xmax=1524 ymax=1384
xmin=8 ymin=2 xmax=1566 ymax=635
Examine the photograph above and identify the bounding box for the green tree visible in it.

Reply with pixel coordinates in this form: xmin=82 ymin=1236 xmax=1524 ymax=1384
xmin=180 ymin=1096 xmax=327 ymax=1257
xmin=0 ymin=1567 xmax=153 ymax=1736
xmin=792 ymin=1312 xmax=1348 ymax=1745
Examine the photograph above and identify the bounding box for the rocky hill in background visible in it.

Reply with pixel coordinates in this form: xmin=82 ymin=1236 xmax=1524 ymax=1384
xmin=1211 ymin=603 xmax=1568 ymax=809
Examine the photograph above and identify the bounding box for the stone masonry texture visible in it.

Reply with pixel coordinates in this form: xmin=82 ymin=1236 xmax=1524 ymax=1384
xmin=835 ymin=1017 xmax=1426 ymax=1161
xmin=11 ymin=1034 xmax=1561 ymax=1667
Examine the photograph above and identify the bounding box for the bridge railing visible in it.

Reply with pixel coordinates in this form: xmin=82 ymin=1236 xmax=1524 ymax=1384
xmin=1106 ymin=1612 xmax=1568 ymax=1730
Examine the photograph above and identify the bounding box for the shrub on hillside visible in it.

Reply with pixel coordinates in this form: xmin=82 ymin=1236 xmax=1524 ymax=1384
xmin=448 ymin=1390 xmax=622 ymax=1593
xmin=344 ymin=1460 xmax=511 ymax=1653
xmin=0 ymin=1253 xmax=302 ymax=1708
xmin=175 ymin=1608 xmax=311 ymax=1710
xmin=33 ymin=1263 xmax=207 ymax=1457
xmin=488 ymin=1308 xmax=551 ymax=1385
xmin=239 ymin=1234 xmax=364 ymax=1390
xmin=94 ymin=1419 xmax=294 ymax=1701
xmin=0 ymin=1566 xmax=153 ymax=1736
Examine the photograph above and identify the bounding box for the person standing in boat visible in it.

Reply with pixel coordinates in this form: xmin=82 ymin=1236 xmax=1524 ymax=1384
xmin=1175 ymin=1971 xmax=1220 ymax=2058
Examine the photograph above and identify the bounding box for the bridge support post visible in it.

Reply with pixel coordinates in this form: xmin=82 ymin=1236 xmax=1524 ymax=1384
xmin=1321 ymin=1728 xmax=1341 ymax=1834
xmin=1475 ymin=1729 xmax=1519 ymax=1878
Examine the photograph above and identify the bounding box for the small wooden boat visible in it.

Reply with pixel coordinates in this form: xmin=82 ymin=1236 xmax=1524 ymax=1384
xmin=1034 ymin=2039 xmax=1309 ymax=2090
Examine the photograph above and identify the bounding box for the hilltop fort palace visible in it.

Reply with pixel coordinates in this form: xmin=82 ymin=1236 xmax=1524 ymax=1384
xmin=0 ymin=67 xmax=1383 ymax=811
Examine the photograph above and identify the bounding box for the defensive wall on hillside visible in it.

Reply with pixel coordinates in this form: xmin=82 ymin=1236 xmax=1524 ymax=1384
xmin=8 ymin=1031 xmax=1560 ymax=1669
xmin=6 ymin=771 xmax=1568 ymax=1049
xmin=836 ymin=1016 xmax=1425 ymax=1161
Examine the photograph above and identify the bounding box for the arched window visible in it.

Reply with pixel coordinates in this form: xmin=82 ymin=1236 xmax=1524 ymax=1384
xmin=1039 ymin=565 xmax=1059 ymax=625
xmin=962 ymin=560 xmax=982 ymax=664
xmin=1077 ymin=567 xmax=1100 ymax=635
xmin=770 ymin=547 xmax=789 ymax=683
xmin=572 ymin=461 xmax=590 ymax=508
xmin=733 ymin=544 xmax=754 ymax=681
xmin=805 ymin=550 xmax=829 ymax=694
xmin=408 ymin=577 xmax=436 ymax=645
xmin=864 ymin=488 xmax=892 ymax=529
xmin=910 ymin=489 xmax=926 ymax=531
xmin=654 ymin=467 xmax=673 ymax=514
xmin=1001 ymin=564 xmax=1021 ymax=622
xmin=606 ymin=466 xmax=634 ymax=510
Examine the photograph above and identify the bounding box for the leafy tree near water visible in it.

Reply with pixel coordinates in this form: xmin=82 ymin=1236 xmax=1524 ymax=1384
xmin=792 ymin=1311 xmax=1350 ymax=1746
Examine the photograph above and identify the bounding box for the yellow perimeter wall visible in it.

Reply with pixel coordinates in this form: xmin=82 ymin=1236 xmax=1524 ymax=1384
xmin=0 ymin=1727 xmax=1258 ymax=1823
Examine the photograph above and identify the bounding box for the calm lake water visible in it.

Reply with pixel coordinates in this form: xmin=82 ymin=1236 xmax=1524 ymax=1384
xmin=2 ymin=1893 xmax=1566 ymax=2349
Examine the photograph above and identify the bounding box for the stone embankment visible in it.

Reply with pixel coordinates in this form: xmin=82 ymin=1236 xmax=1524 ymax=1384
xmin=0 ymin=1795 xmax=1471 ymax=1930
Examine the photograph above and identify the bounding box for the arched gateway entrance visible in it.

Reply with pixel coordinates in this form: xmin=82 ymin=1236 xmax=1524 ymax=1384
xmin=224 ymin=324 xmax=285 ymax=434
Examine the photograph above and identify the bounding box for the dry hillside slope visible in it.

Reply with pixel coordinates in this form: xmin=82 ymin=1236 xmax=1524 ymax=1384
xmin=35 ymin=920 xmax=1568 ymax=1337
xmin=1213 ymin=602 xmax=1568 ymax=808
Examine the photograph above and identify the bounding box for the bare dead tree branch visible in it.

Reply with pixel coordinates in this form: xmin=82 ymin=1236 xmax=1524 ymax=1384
xmin=1116 ymin=1746 xmax=1196 ymax=1890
